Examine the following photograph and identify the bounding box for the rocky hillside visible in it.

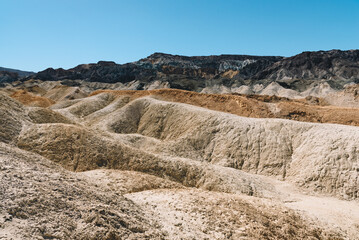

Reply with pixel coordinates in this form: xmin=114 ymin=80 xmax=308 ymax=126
xmin=254 ymin=49 xmax=359 ymax=91
xmin=19 ymin=50 xmax=359 ymax=93
xmin=0 ymin=67 xmax=34 ymax=77
xmin=28 ymin=53 xmax=282 ymax=91
xmin=0 ymin=67 xmax=34 ymax=86
xmin=0 ymin=71 xmax=19 ymax=85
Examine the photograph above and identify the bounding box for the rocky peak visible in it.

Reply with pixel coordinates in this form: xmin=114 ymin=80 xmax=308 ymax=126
xmin=97 ymin=61 xmax=117 ymax=66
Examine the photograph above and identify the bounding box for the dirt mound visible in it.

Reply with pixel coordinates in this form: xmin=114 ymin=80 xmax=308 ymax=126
xmin=27 ymin=107 xmax=74 ymax=124
xmin=10 ymin=90 xmax=55 ymax=107
xmin=324 ymin=83 xmax=359 ymax=108
xmin=0 ymin=143 xmax=165 ymax=239
xmin=260 ymin=82 xmax=302 ymax=98
xmin=301 ymin=82 xmax=336 ymax=97
xmin=0 ymin=93 xmax=29 ymax=143
xmin=50 ymin=98 xmax=83 ymax=110
xmin=20 ymin=85 xmax=47 ymax=95
xmin=43 ymin=85 xmax=88 ymax=101
xmin=54 ymin=92 xmax=116 ymax=120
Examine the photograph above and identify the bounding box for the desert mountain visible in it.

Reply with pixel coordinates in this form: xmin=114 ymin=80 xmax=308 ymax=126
xmin=0 ymin=67 xmax=34 ymax=77
xmin=26 ymin=53 xmax=281 ymax=91
xmin=254 ymin=50 xmax=359 ymax=90
xmin=0 ymin=71 xmax=19 ymax=85
xmin=0 ymin=67 xmax=34 ymax=87
xmin=13 ymin=49 xmax=359 ymax=94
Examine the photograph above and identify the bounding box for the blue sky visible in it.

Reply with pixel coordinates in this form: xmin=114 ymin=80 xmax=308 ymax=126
xmin=1 ymin=0 xmax=358 ymax=72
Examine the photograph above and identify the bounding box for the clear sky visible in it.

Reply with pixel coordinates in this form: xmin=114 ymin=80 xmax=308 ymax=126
xmin=1 ymin=0 xmax=358 ymax=72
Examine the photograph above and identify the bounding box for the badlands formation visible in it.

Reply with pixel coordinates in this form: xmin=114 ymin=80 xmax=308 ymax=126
xmin=0 ymin=85 xmax=359 ymax=239
xmin=1 ymin=50 xmax=359 ymax=239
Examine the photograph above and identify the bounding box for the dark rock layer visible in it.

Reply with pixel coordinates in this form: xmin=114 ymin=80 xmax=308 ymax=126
xmin=9 ymin=49 xmax=359 ymax=91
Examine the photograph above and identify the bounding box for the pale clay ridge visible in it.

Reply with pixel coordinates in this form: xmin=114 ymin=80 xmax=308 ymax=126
xmin=201 ymin=81 xmax=339 ymax=99
xmin=6 ymin=79 xmax=359 ymax=108
xmin=48 ymin=93 xmax=359 ymax=200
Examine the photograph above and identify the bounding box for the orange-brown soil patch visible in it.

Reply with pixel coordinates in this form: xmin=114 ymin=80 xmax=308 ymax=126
xmin=10 ymin=90 xmax=55 ymax=107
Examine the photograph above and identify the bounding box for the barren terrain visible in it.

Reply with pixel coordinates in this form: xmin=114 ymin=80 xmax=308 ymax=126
xmin=1 ymin=85 xmax=359 ymax=239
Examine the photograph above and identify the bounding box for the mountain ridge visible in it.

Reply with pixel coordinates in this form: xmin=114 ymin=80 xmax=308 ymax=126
xmin=6 ymin=49 xmax=359 ymax=93
xmin=0 ymin=67 xmax=34 ymax=77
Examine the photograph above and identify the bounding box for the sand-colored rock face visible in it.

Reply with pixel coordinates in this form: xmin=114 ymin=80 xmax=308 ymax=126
xmin=0 ymin=93 xmax=29 ymax=143
xmin=1 ymin=87 xmax=359 ymax=239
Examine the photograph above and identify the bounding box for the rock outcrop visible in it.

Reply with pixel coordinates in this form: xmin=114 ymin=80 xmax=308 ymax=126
xmin=254 ymin=49 xmax=359 ymax=89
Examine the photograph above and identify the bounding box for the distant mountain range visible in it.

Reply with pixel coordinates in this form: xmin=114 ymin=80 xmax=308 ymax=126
xmin=3 ymin=49 xmax=359 ymax=92
xmin=0 ymin=67 xmax=34 ymax=85
xmin=0 ymin=67 xmax=34 ymax=77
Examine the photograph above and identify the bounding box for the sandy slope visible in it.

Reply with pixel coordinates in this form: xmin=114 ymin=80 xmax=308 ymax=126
xmin=270 ymin=179 xmax=359 ymax=239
